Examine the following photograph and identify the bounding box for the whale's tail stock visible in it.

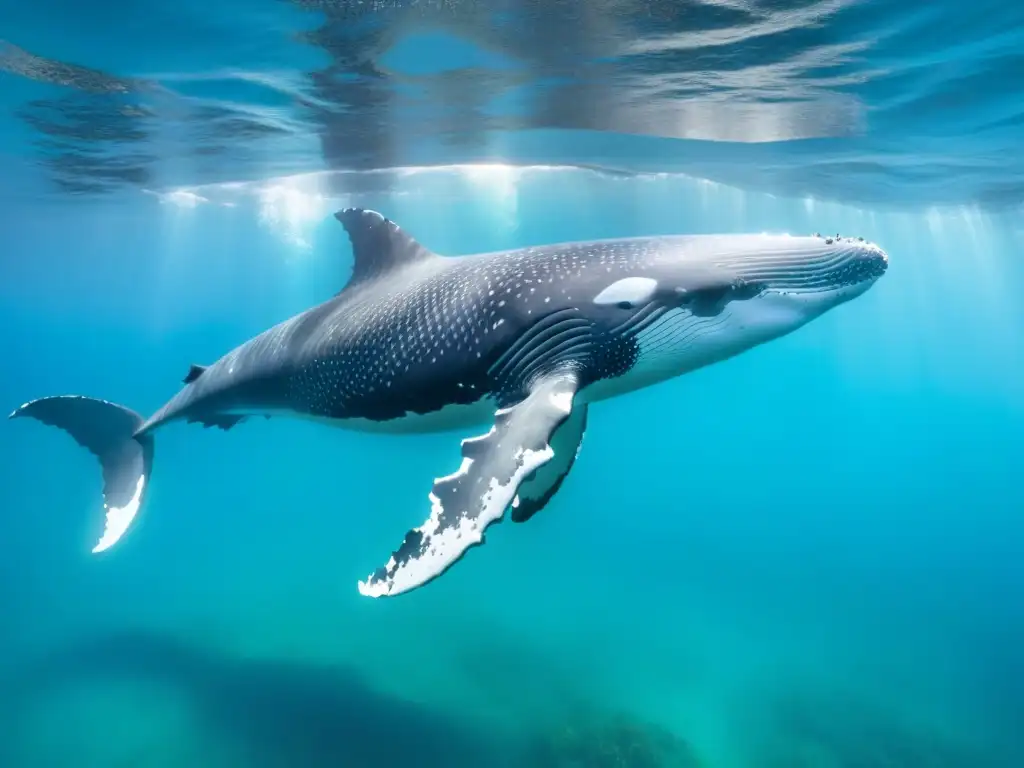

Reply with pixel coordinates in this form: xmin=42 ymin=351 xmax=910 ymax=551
xmin=9 ymin=395 xmax=153 ymax=553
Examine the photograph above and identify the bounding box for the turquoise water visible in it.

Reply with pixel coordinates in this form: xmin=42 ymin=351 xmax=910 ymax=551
xmin=3 ymin=2 xmax=1024 ymax=766
xmin=3 ymin=169 xmax=1023 ymax=767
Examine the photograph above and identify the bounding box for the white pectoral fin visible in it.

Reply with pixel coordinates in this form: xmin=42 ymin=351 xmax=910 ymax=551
xmin=357 ymin=372 xmax=580 ymax=598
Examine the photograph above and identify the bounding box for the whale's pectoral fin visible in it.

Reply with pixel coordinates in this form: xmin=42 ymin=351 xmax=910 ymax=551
xmin=510 ymin=403 xmax=587 ymax=524
xmin=358 ymin=370 xmax=580 ymax=598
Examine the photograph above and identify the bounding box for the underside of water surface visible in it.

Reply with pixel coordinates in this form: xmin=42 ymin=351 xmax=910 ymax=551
xmin=2 ymin=2 xmax=1024 ymax=767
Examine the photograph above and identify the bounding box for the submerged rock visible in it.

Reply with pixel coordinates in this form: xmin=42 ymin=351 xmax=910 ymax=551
xmin=525 ymin=710 xmax=703 ymax=768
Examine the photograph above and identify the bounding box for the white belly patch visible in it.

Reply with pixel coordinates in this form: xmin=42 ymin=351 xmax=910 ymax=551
xmin=253 ymin=397 xmax=499 ymax=436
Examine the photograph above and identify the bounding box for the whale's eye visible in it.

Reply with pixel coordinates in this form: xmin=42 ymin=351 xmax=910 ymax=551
xmin=697 ymin=285 xmax=729 ymax=306
xmin=616 ymin=300 xmax=634 ymax=310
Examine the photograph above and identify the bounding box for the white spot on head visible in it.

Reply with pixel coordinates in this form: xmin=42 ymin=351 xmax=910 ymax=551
xmin=593 ymin=276 xmax=658 ymax=307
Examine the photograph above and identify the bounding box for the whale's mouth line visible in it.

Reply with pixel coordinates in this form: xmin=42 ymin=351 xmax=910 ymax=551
xmin=730 ymin=263 xmax=887 ymax=296
xmin=710 ymin=241 xmax=889 ymax=295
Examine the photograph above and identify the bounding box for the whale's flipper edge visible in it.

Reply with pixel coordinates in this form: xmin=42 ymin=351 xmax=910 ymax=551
xmin=333 ymin=207 xmax=438 ymax=288
xmin=510 ymin=403 xmax=587 ymax=524
xmin=358 ymin=371 xmax=581 ymax=598
xmin=9 ymin=395 xmax=153 ymax=554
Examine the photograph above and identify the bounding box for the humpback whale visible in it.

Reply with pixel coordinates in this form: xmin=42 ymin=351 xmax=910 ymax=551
xmin=10 ymin=209 xmax=888 ymax=597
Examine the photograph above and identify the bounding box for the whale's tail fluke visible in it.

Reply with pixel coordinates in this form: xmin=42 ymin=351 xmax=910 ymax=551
xmin=9 ymin=396 xmax=153 ymax=553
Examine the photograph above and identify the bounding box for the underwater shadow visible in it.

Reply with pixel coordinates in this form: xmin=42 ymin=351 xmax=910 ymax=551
xmin=4 ymin=628 xmax=509 ymax=768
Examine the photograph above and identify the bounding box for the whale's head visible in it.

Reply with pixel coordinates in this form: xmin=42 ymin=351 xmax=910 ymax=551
xmin=667 ymin=232 xmax=889 ymax=320
xmin=584 ymin=233 xmax=888 ymax=389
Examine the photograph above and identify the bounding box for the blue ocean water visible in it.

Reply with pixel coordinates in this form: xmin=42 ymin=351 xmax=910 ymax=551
xmin=2 ymin=2 xmax=1024 ymax=767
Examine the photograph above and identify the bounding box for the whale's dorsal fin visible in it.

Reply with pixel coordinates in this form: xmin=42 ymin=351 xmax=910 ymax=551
xmin=333 ymin=208 xmax=437 ymax=290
